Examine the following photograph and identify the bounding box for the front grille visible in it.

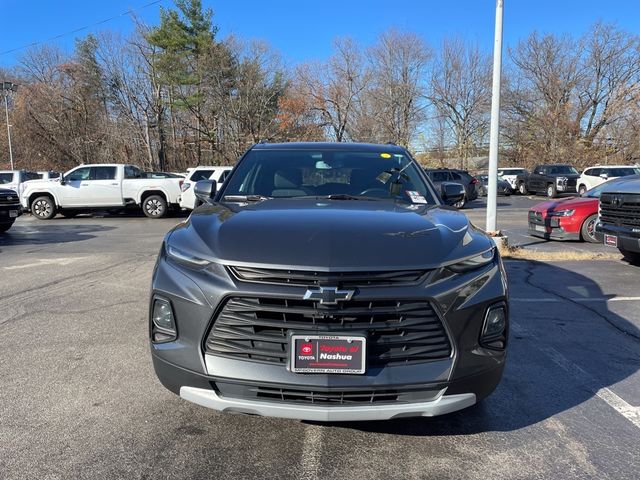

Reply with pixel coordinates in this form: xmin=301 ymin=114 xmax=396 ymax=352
xmin=600 ymin=193 xmax=640 ymax=228
xmin=528 ymin=211 xmax=543 ymax=222
xmin=0 ymin=192 xmax=19 ymax=205
xmin=205 ymin=297 xmax=451 ymax=367
xmin=214 ymin=381 xmax=439 ymax=406
xmin=228 ymin=266 xmax=429 ymax=287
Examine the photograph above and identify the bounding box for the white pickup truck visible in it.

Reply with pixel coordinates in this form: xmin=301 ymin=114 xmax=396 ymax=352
xmin=21 ymin=164 xmax=182 ymax=219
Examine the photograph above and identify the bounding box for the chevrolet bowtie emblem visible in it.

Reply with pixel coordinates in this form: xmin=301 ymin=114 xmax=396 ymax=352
xmin=303 ymin=286 xmax=354 ymax=305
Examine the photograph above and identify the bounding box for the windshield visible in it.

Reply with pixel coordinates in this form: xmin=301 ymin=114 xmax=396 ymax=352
xmin=221 ymin=149 xmax=437 ymax=204
xmin=548 ymin=165 xmax=578 ymax=175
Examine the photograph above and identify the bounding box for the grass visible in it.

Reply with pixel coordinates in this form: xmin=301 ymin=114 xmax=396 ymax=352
xmin=497 ymin=243 xmax=621 ymax=262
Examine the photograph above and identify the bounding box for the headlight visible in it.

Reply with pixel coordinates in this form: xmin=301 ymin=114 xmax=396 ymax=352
xmin=447 ymin=248 xmax=495 ymax=273
xmin=549 ymin=209 xmax=575 ymax=217
xmin=166 ymin=243 xmax=211 ymax=267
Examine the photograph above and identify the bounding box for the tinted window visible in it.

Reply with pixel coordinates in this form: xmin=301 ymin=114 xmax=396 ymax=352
xmin=124 ymin=165 xmax=142 ymax=179
xmin=219 ymin=170 xmax=230 ymax=183
xmin=547 ymin=165 xmax=578 ymax=174
xmin=92 ymin=167 xmax=117 ymax=180
xmin=610 ymin=167 xmax=640 ymax=177
xmin=66 ymin=167 xmax=92 ymax=181
xmin=585 ymin=168 xmax=599 ymax=176
xmin=223 ymin=149 xmax=436 ymax=204
xmin=0 ymin=173 xmax=13 ymax=184
xmin=430 ymin=171 xmax=450 ymax=182
xmin=190 ymin=170 xmax=215 ymax=182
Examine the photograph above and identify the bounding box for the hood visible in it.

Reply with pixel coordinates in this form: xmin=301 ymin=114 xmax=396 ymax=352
xmin=548 ymin=173 xmax=580 ymax=179
xmin=600 ymin=174 xmax=640 ymax=194
xmin=530 ymin=196 xmax=598 ymax=213
xmin=168 ymin=199 xmax=493 ymax=271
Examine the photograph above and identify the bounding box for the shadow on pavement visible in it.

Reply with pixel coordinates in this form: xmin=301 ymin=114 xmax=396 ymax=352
xmin=0 ymin=223 xmax=117 ymax=248
xmin=330 ymin=260 xmax=640 ymax=436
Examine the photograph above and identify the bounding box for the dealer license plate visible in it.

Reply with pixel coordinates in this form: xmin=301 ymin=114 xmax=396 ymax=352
xmin=290 ymin=334 xmax=366 ymax=374
xmin=534 ymin=224 xmax=546 ymax=232
xmin=604 ymin=234 xmax=618 ymax=247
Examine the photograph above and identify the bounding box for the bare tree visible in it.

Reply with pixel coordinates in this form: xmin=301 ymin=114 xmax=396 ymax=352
xmin=367 ymin=30 xmax=431 ymax=146
xmin=428 ymin=38 xmax=491 ymax=169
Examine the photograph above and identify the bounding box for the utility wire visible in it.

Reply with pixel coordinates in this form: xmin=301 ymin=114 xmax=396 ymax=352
xmin=0 ymin=0 xmax=165 ymax=57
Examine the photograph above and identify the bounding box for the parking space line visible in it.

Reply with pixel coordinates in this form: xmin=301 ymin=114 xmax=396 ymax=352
xmin=3 ymin=257 xmax=87 ymax=270
xmin=300 ymin=424 xmax=322 ymax=480
xmin=511 ymin=322 xmax=640 ymax=429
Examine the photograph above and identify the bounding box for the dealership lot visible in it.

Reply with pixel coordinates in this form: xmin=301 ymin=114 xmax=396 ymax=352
xmin=1 ymin=201 xmax=639 ymax=480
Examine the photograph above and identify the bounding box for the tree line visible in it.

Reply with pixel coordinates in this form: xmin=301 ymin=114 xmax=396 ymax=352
xmin=1 ymin=0 xmax=639 ymax=173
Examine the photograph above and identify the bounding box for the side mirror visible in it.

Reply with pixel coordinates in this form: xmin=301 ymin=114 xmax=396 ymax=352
xmin=59 ymin=175 xmax=66 ymax=185
xmin=441 ymin=182 xmax=465 ymax=205
xmin=599 ymin=173 xmax=609 ymax=179
xmin=194 ymin=180 xmax=217 ymax=204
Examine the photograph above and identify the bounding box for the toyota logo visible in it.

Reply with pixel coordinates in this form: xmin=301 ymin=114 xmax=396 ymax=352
xmin=612 ymin=195 xmax=624 ymax=208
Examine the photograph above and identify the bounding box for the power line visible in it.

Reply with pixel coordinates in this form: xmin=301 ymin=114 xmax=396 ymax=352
xmin=0 ymin=0 xmax=165 ymax=57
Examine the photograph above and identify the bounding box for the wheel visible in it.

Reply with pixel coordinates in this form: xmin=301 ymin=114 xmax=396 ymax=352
xmin=31 ymin=196 xmax=57 ymax=220
xmin=580 ymin=214 xmax=599 ymax=243
xmin=518 ymin=182 xmax=528 ymax=195
xmin=453 ymin=195 xmax=466 ymax=209
xmin=619 ymin=248 xmax=640 ymax=265
xmin=60 ymin=209 xmax=79 ymax=218
xmin=546 ymin=183 xmax=557 ymax=198
xmin=0 ymin=221 xmax=14 ymax=233
xmin=578 ymin=184 xmax=587 ymax=196
xmin=142 ymin=195 xmax=168 ymax=218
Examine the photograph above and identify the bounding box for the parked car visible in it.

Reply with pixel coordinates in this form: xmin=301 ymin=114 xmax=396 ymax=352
xmin=577 ymin=165 xmax=640 ymax=195
xmin=0 ymin=188 xmax=22 ymax=233
xmin=478 ymin=175 xmax=512 ymax=196
xmin=150 ymin=142 xmax=508 ymax=422
xmin=0 ymin=170 xmax=41 ymax=197
xmin=596 ymin=175 xmax=640 ymax=265
xmin=497 ymin=167 xmax=528 ymax=191
xmin=527 ymin=182 xmax=612 ymax=243
xmin=516 ymin=164 xmax=580 ymax=197
xmin=424 ymin=168 xmax=478 ymax=208
xmin=180 ymin=166 xmax=233 ymax=209
xmin=20 ymin=164 xmax=183 ymax=219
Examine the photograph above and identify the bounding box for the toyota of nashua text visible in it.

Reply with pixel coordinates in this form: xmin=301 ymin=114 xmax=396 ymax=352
xmin=149 ymin=142 xmax=509 ymax=422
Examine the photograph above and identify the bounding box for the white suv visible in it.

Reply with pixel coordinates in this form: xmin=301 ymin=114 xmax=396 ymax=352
xmin=180 ymin=166 xmax=233 ymax=209
xmin=577 ymin=165 xmax=640 ymax=195
xmin=496 ymin=168 xmax=528 ymax=190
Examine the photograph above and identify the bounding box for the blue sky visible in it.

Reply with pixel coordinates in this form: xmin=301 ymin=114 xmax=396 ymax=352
xmin=1 ymin=0 xmax=639 ymax=67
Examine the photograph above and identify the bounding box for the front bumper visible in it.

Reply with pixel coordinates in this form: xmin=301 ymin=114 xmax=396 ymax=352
xmin=528 ymin=213 xmax=581 ymax=241
xmin=181 ymin=386 xmax=476 ymax=421
xmin=596 ymin=223 xmax=640 ymax=253
xmin=0 ymin=203 xmax=22 ymax=223
xmin=150 ymin=250 xmax=508 ymax=421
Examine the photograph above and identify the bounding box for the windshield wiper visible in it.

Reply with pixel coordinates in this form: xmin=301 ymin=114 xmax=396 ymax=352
xmin=223 ymin=195 xmax=271 ymax=203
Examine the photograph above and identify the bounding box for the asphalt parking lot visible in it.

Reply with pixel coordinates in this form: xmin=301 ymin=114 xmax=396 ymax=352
xmin=1 ymin=197 xmax=639 ymax=480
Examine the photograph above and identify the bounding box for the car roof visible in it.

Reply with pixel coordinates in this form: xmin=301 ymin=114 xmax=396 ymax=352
xmin=251 ymin=142 xmax=406 ymax=153
xmin=585 ymin=165 xmax=638 ymax=169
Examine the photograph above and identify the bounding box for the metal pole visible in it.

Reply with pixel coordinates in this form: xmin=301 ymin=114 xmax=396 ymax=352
xmin=4 ymin=92 xmax=14 ymax=170
xmin=486 ymin=0 xmax=504 ymax=233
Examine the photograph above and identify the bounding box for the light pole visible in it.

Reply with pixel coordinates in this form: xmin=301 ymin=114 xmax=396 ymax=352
xmin=1 ymin=81 xmax=18 ymax=170
xmin=485 ymin=0 xmax=504 ymax=233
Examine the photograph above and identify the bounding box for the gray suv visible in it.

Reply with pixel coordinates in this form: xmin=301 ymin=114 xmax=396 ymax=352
xmin=149 ymin=142 xmax=509 ymax=421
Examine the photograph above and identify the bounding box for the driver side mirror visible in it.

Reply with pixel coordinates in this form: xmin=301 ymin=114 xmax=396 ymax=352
xmin=194 ymin=180 xmax=217 ymax=204
xmin=441 ymin=182 xmax=465 ymax=205
xmin=599 ymin=173 xmax=609 ymax=179
xmin=59 ymin=175 xmax=66 ymax=185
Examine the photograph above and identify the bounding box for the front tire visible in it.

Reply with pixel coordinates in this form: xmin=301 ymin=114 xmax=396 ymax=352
xmin=580 ymin=214 xmax=599 ymax=243
xmin=578 ymin=184 xmax=587 ymax=196
xmin=0 ymin=221 xmax=14 ymax=233
xmin=142 ymin=195 xmax=168 ymax=218
xmin=518 ymin=182 xmax=528 ymax=195
xmin=619 ymin=248 xmax=640 ymax=265
xmin=546 ymin=183 xmax=557 ymax=198
xmin=31 ymin=196 xmax=57 ymax=220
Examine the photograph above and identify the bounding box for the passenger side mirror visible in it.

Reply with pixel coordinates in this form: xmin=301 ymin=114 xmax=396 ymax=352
xmin=440 ymin=182 xmax=465 ymax=205
xmin=194 ymin=180 xmax=217 ymax=204
xmin=599 ymin=173 xmax=609 ymax=179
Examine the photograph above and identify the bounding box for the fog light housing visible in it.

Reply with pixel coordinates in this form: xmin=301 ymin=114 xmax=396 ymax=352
xmin=151 ymin=298 xmax=177 ymax=343
xmin=480 ymin=303 xmax=507 ymax=349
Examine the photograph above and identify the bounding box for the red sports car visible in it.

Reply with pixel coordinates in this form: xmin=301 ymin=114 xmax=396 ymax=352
xmin=528 ymin=183 xmax=606 ymax=243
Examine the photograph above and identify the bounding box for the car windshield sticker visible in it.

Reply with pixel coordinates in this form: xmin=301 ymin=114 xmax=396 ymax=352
xmin=406 ymin=190 xmax=427 ymax=204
